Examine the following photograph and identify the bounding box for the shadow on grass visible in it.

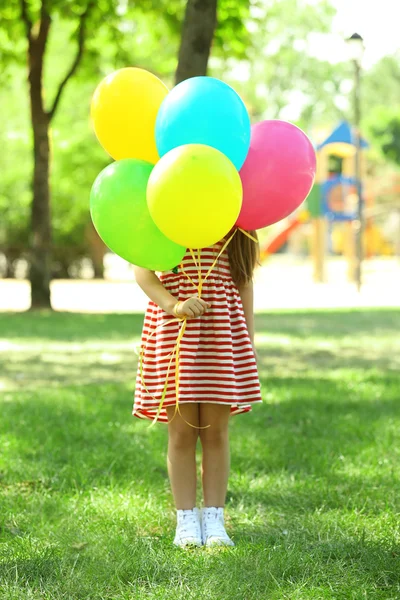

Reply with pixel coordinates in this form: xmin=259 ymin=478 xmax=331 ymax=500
xmin=0 ymin=350 xmax=139 ymax=389
xmin=2 ymin=310 xmax=400 ymax=391
xmin=0 ymin=312 xmax=145 ymax=341
xmin=256 ymin=344 xmax=400 ymax=375
xmin=1 ymin=308 xmax=399 ymax=342
xmin=255 ymin=308 xmax=400 ymax=340
xmin=2 ymin=342 xmax=399 ymax=392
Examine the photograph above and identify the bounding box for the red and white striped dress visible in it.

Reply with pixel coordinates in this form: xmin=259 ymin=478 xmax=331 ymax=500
xmin=132 ymin=240 xmax=262 ymax=423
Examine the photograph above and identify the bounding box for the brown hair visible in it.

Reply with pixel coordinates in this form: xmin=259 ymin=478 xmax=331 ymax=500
xmin=227 ymin=229 xmax=260 ymax=288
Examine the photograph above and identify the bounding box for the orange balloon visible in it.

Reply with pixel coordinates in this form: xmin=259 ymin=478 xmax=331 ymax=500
xmin=91 ymin=68 xmax=168 ymax=163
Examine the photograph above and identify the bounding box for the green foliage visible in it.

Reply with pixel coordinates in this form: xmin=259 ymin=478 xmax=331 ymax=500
xmin=211 ymin=0 xmax=347 ymax=127
xmin=362 ymin=55 xmax=400 ymax=168
xmin=380 ymin=118 xmax=400 ymax=165
xmin=362 ymin=54 xmax=400 ymax=116
xmin=0 ymin=67 xmax=31 ymax=249
xmin=214 ymin=0 xmax=251 ymax=58
xmin=0 ymin=1 xmax=181 ymax=275
xmin=138 ymin=0 xmax=252 ymax=61
xmin=367 ymin=108 xmax=400 ymax=167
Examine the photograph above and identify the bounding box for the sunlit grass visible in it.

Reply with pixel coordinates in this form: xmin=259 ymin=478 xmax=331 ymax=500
xmin=1 ymin=309 xmax=400 ymax=599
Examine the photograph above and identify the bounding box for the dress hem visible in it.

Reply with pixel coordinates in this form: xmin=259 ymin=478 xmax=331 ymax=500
xmin=132 ymin=399 xmax=263 ymax=424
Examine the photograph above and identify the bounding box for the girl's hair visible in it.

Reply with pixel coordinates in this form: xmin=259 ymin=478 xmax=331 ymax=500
xmin=227 ymin=229 xmax=260 ymax=288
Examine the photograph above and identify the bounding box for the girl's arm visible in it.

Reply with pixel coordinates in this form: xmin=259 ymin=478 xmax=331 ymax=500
xmin=134 ymin=267 xmax=178 ymax=315
xmin=133 ymin=267 xmax=209 ymax=318
xmin=238 ymin=280 xmax=256 ymax=352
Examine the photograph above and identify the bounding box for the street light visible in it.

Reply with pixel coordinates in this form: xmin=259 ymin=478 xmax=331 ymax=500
xmin=346 ymin=32 xmax=365 ymax=292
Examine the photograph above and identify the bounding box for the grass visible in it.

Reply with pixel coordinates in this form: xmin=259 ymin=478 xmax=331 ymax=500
xmin=0 ymin=308 xmax=400 ymax=599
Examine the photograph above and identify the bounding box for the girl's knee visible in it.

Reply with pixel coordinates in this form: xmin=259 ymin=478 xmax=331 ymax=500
xmin=168 ymin=425 xmax=199 ymax=449
xmin=199 ymin=425 xmax=229 ymax=446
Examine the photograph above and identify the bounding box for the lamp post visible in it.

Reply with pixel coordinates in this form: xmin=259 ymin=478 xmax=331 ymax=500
xmin=346 ymin=33 xmax=365 ymax=292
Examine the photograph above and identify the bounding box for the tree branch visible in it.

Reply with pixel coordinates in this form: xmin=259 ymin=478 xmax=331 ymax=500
xmin=27 ymin=1 xmax=51 ymax=118
xmin=20 ymin=0 xmax=32 ymax=40
xmin=35 ymin=2 xmax=51 ymax=55
xmin=48 ymin=1 xmax=94 ymax=121
xmin=38 ymin=0 xmax=51 ymax=42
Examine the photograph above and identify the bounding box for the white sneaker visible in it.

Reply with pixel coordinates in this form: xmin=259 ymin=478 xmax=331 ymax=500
xmin=201 ymin=506 xmax=235 ymax=547
xmin=173 ymin=507 xmax=202 ymax=548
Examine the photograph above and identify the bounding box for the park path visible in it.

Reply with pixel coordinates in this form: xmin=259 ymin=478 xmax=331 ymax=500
xmin=0 ymin=257 xmax=399 ymax=312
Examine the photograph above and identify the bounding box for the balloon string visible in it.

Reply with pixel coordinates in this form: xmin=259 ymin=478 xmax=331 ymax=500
xmin=140 ymin=316 xmax=209 ymax=429
xmin=198 ymin=249 xmax=203 ymax=297
xmin=203 ymin=230 xmax=237 ymax=284
xmin=141 ymin=231 xmax=238 ymax=430
xmin=139 ymin=317 xmax=179 ymax=426
xmin=237 ymin=228 xmax=258 ymax=243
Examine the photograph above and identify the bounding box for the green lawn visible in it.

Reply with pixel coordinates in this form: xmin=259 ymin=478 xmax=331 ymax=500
xmin=0 ymin=309 xmax=400 ymax=599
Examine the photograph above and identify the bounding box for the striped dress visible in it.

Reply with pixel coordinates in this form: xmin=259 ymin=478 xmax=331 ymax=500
xmin=132 ymin=240 xmax=262 ymax=423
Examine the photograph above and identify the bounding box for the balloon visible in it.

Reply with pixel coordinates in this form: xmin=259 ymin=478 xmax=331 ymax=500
xmin=90 ymin=160 xmax=186 ymax=270
xmin=155 ymin=77 xmax=251 ymax=170
xmin=147 ymin=144 xmax=242 ymax=249
xmin=237 ymin=120 xmax=316 ymax=230
xmin=91 ymin=68 xmax=168 ymax=163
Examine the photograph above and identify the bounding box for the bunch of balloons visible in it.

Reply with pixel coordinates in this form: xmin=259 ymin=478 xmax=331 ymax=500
xmin=90 ymin=67 xmax=316 ymax=271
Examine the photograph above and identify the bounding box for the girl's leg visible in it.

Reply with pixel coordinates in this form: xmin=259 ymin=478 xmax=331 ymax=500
xmin=166 ymin=403 xmax=200 ymax=510
xmin=199 ymin=404 xmax=231 ymax=507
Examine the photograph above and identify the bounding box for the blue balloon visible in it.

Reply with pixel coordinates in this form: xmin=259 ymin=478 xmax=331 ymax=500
xmin=155 ymin=77 xmax=251 ymax=171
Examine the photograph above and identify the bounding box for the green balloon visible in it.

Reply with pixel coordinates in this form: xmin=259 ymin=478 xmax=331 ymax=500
xmin=90 ymin=159 xmax=186 ymax=270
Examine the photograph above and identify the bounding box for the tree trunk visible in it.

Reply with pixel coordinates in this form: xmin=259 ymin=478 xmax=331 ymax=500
xmin=85 ymin=220 xmax=106 ymax=279
xmin=21 ymin=1 xmax=91 ymax=308
xmin=175 ymin=0 xmax=218 ymax=84
xmin=27 ymin=13 xmax=52 ymax=309
xmin=30 ymin=111 xmax=51 ymax=307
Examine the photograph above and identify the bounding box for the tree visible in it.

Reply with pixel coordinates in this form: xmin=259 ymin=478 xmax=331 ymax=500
xmin=175 ymin=0 xmax=252 ymax=83
xmin=2 ymin=0 xmax=255 ymax=303
xmin=175 ymin=0 xmax=217 ymax=84
xmin=1 ymin=0 xmax=103 ymax=307
xmin=2 ymin=0 xmax=180 ymax=305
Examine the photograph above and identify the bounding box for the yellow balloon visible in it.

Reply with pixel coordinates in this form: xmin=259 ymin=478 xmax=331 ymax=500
xmin=147 ymin=144 xmax=243 ymax=249
xmin=91 ymin=68 xmax=168 ymax=163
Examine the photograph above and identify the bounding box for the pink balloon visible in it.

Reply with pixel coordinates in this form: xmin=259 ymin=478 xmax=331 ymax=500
xmin=236 ymin=120 xmax=316 ymax=230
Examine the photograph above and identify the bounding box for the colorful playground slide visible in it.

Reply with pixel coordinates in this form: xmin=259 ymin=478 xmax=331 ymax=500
xmin=261 ymin=216 xmax=394 ymax=261
xmin=260 ymin=219 xmax=302 ymax=258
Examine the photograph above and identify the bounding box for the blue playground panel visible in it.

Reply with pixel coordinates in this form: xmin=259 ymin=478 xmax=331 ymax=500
xmin=321 ymin=175 xmax=364 ymax=222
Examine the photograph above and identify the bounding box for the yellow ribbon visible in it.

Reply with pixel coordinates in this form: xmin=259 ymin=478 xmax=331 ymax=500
xmin=140 ymin=227 xmax=258 ymax=429
xmin=139 ymin=316 xmax=180 ymax=427
xmin=238 ymin=227 xmax=258 ymax=243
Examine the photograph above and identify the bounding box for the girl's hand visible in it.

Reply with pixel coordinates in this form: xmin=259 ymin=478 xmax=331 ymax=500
xmin=176 ymin=297 xmax=211 ymax=318
xmin=252 ymin=343 xmax=258 ymax=362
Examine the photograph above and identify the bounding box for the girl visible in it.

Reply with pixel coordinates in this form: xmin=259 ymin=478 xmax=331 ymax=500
xmin=132 ymin=230 xmax=262 ymax=547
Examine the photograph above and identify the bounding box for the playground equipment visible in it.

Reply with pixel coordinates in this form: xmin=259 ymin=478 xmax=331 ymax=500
xmin=260 ymin=210 xmax=309 ymax=259
xmin=308 ymin=121 xmax=369 ymax=282
xmin=261 ymin=121 xmax=377 ymax=279
xmin=260 ymin=121 xmax=396 ymax=273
